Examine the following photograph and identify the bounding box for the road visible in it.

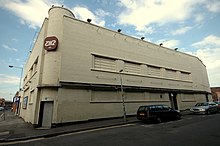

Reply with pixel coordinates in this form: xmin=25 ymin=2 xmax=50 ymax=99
xmin=7 ymin=113 xmax=220 ymax=146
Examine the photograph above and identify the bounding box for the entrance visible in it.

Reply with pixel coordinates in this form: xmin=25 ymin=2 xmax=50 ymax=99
xmin=205 ymin=94 xmax=209 ymax=102
xmin=169 ymin=93 xmax=178 ymax=110
xmin=38 ymin=101 xmax=53 ymax=128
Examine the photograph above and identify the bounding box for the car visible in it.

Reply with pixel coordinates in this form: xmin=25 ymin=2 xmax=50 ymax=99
xmin=214 ymin=101 xmax=220 ymax=112
xmin=137 ymin=104 xmax=181 ymax=123
xmin=0 ymin=106 xmax=4 ymax=111
xmin=190 ymin=102 xmax=219 ymax=114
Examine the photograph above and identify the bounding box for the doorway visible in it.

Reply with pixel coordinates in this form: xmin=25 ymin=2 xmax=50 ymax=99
xmin=169 ymin=93 xmax=178 ymax=110
xmin=205 ymin=94 xmax=209 ymax=102
xmin=38 ymin=101 xmax=53 ymax=128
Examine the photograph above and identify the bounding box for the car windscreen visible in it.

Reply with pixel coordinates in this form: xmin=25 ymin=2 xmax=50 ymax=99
xmin=138 ymin=106 xmax=147 ymax=112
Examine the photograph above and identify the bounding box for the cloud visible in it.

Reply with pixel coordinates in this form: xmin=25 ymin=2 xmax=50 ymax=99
xmin=2 ymin=44 xmax=18 ymax=52
xmin=1 ymin=0 xmax=108 ymax=28
xmin=157 ymin=39 xmax=180 ymax=48
xmin=171 ymin=26 xmax=192 ymax=35
xmin=95 ymin=9 xmax=111 ymax=18
xmin=71 ymin=6 xmax=106 ymax=27
xmin=117 ymin=0 xmax=219 ymax=32
xmin=192 ymin=35 xmax=220 ymax=48
xmin=1 ymin=0 xmax=60 ymax=29
xmin=191 ymin=35 xmax=220 ymax=86
xmin=0 ymin=74 xmax=20 ymax=85
xmin=117 ymin=0 xmax=198 ymax=30
xmin=206 ymin=0 xmax=220 ymax=13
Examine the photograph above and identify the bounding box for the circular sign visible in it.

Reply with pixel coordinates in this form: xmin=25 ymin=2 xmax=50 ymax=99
xmin=44 ymin=36 xmax=58 ymax=51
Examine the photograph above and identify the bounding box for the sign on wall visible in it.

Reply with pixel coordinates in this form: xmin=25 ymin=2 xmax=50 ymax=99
xmin=44 ymin=36 xmax=58 ymax=51
xmin=23 ymin=96 xmax=28 ymax=109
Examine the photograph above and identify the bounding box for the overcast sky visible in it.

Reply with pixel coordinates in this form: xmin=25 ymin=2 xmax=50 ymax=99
xmin=0 ymin=0 xmax=220 ymax=101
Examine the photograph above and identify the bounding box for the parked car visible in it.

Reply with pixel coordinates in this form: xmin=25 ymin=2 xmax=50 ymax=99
xmin=190 ymin=102 xmax=219 ymax=114
xmin=0 ymin=106 xmax=4 ymax=111
xmin=214 ymin=101 xmax=220 ymax=112
xmin=137 ymin=104 xmax=181 ymax=123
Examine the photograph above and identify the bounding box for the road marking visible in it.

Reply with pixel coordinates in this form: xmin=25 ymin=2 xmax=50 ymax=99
xmin=140 ymin=125 xmax=153 ymax=128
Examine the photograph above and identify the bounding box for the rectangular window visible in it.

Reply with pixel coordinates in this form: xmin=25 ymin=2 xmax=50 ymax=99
xmin=23 ymin=96 xmax=28 ymax=109
xmin=29 ymin=90 xmax=34 ymax=103
xmin=148 ymin=66 xmax=161 ymax=77
xmin=94 ymin=56 xmax=116 ymax=71
xmin=33 ymin=58 xmax=38 ymax=73
xmin=124 ymin=62 xmax=141 ymax=74
xmin=180 ymin=71 xmax=190 ymax=81
xmin=166 ymin=69 xmax=177 ymax=79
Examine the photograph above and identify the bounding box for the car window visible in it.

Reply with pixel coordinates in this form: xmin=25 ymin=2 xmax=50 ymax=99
xmin=149 ymin=106 xmax=156 ymax=111
xmin=163 ymin=105 xmax=170 ymax=110
xmin=138 ymin=106 xmax=146 ymax=112
xmin=156 ymin=105 xmax=163 ymax=110
xmin=195 ymin=103 xmax=202 ymax=106
xmin=209 ymin=103 xmax=216 ymax=106
xmin=202 ymin=103 xmax=208 ymax=106
xmin=196 ymin=103 xmax=208 ymax=106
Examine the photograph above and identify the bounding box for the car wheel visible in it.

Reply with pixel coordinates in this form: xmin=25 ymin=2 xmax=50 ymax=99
xmin=176 ymin=114 xmax=181 ymax=120
xmin=156 ymin=117 xmax=162 ymax=123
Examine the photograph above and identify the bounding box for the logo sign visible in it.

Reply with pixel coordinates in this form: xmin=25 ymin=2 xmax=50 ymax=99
xmin=44 ymin=36 xmax=58 ymax=51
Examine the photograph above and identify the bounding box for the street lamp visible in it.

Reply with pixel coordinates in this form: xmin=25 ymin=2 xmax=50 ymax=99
xmin=9 ymin=65 xmax=23 ymax=91
xmin=119 ymin=69 xmax=127 ymax=122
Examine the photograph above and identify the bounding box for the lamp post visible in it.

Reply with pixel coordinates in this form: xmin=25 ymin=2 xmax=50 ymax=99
xmin=9 ymin=65 xmax=23 ymax=91
xmin=119 ymin=69 xmax=126 ymax=122
xmin=9 ymin=65 xmax=23 ymax=116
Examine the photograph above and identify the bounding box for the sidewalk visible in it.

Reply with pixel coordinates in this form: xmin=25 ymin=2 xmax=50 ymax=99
xmin=0 ymin=111 xmax=138 ymax=142
xmin=0 ymin=110 xmax=191 ymax=142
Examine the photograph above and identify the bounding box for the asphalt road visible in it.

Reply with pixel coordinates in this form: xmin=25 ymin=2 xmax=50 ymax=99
xmin=7 ymin=113 xmax=220 ymax=146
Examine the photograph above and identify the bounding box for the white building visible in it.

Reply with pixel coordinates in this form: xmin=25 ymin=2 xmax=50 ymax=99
xmin=19 ymin=6 xmax=211 ymax=127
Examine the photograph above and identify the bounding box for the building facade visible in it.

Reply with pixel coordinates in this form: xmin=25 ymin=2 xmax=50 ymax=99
xmin=19 ymin=6 xmax=211 ymax=127
xmin=211 ymin=87 xmax=220 ymax=101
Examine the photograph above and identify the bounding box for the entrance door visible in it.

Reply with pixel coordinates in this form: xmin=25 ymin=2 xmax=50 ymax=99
xmin=38 ymin=101 xmax=53 ymax=128
xmin=205 ymin=94 xmax=209 ymax=102
xmin=169 ymin=93 xmax=178 ymax=110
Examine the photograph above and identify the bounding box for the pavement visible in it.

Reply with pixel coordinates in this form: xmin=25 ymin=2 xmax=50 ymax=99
xmin=0 ymin=110 xmax=191 ymax=143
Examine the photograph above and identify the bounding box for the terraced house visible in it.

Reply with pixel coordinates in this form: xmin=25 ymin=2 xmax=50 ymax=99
xmin=19 ymin=6 xmax=211 ymax=127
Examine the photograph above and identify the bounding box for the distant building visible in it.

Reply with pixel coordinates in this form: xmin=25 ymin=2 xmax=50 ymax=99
xmin=0 ymin=98 xmax=5 ymax=107
xmin=19 ymin=6 xmax=211 ymax=127
xmin=211 ymin=87 xmax=220 ymax=101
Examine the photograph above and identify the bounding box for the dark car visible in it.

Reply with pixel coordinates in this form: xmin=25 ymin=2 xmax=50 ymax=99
xmin=137 ymin=104 xmax=181 ymax=123
xmin=214 ymin=101 xmax=220 ymax=112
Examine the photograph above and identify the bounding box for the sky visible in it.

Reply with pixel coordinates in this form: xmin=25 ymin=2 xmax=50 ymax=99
xmin=0 ymin=0 xmax=220 ymax=101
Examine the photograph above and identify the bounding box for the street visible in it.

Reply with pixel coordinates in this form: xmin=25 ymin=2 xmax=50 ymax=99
xmin=5 ymin=113 xmax=220 ymax=146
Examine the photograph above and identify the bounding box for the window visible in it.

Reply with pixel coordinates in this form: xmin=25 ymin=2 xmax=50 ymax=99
xmin=180 ymin=71 xmax=190 ymax=81
xmin=124 ymin=61 xmax=141 ymax=74
xmin=94 ymin=56 xmax=116 ymax=71
xmin=166 ymin=69 xmax=177 ymax=79
xmin=29 ymin=90 xmax=34 ymax=103
xmin=33 ymin=58 xmax=38 ymax=73
xmin=148 ymin=66 xmax=161 ymax=77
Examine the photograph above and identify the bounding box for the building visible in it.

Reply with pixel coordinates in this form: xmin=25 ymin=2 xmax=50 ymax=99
xmin=211 ymin=87 xmax=220 ymax=101
xmin=19 ymin=6 xmax=211 ymax=127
